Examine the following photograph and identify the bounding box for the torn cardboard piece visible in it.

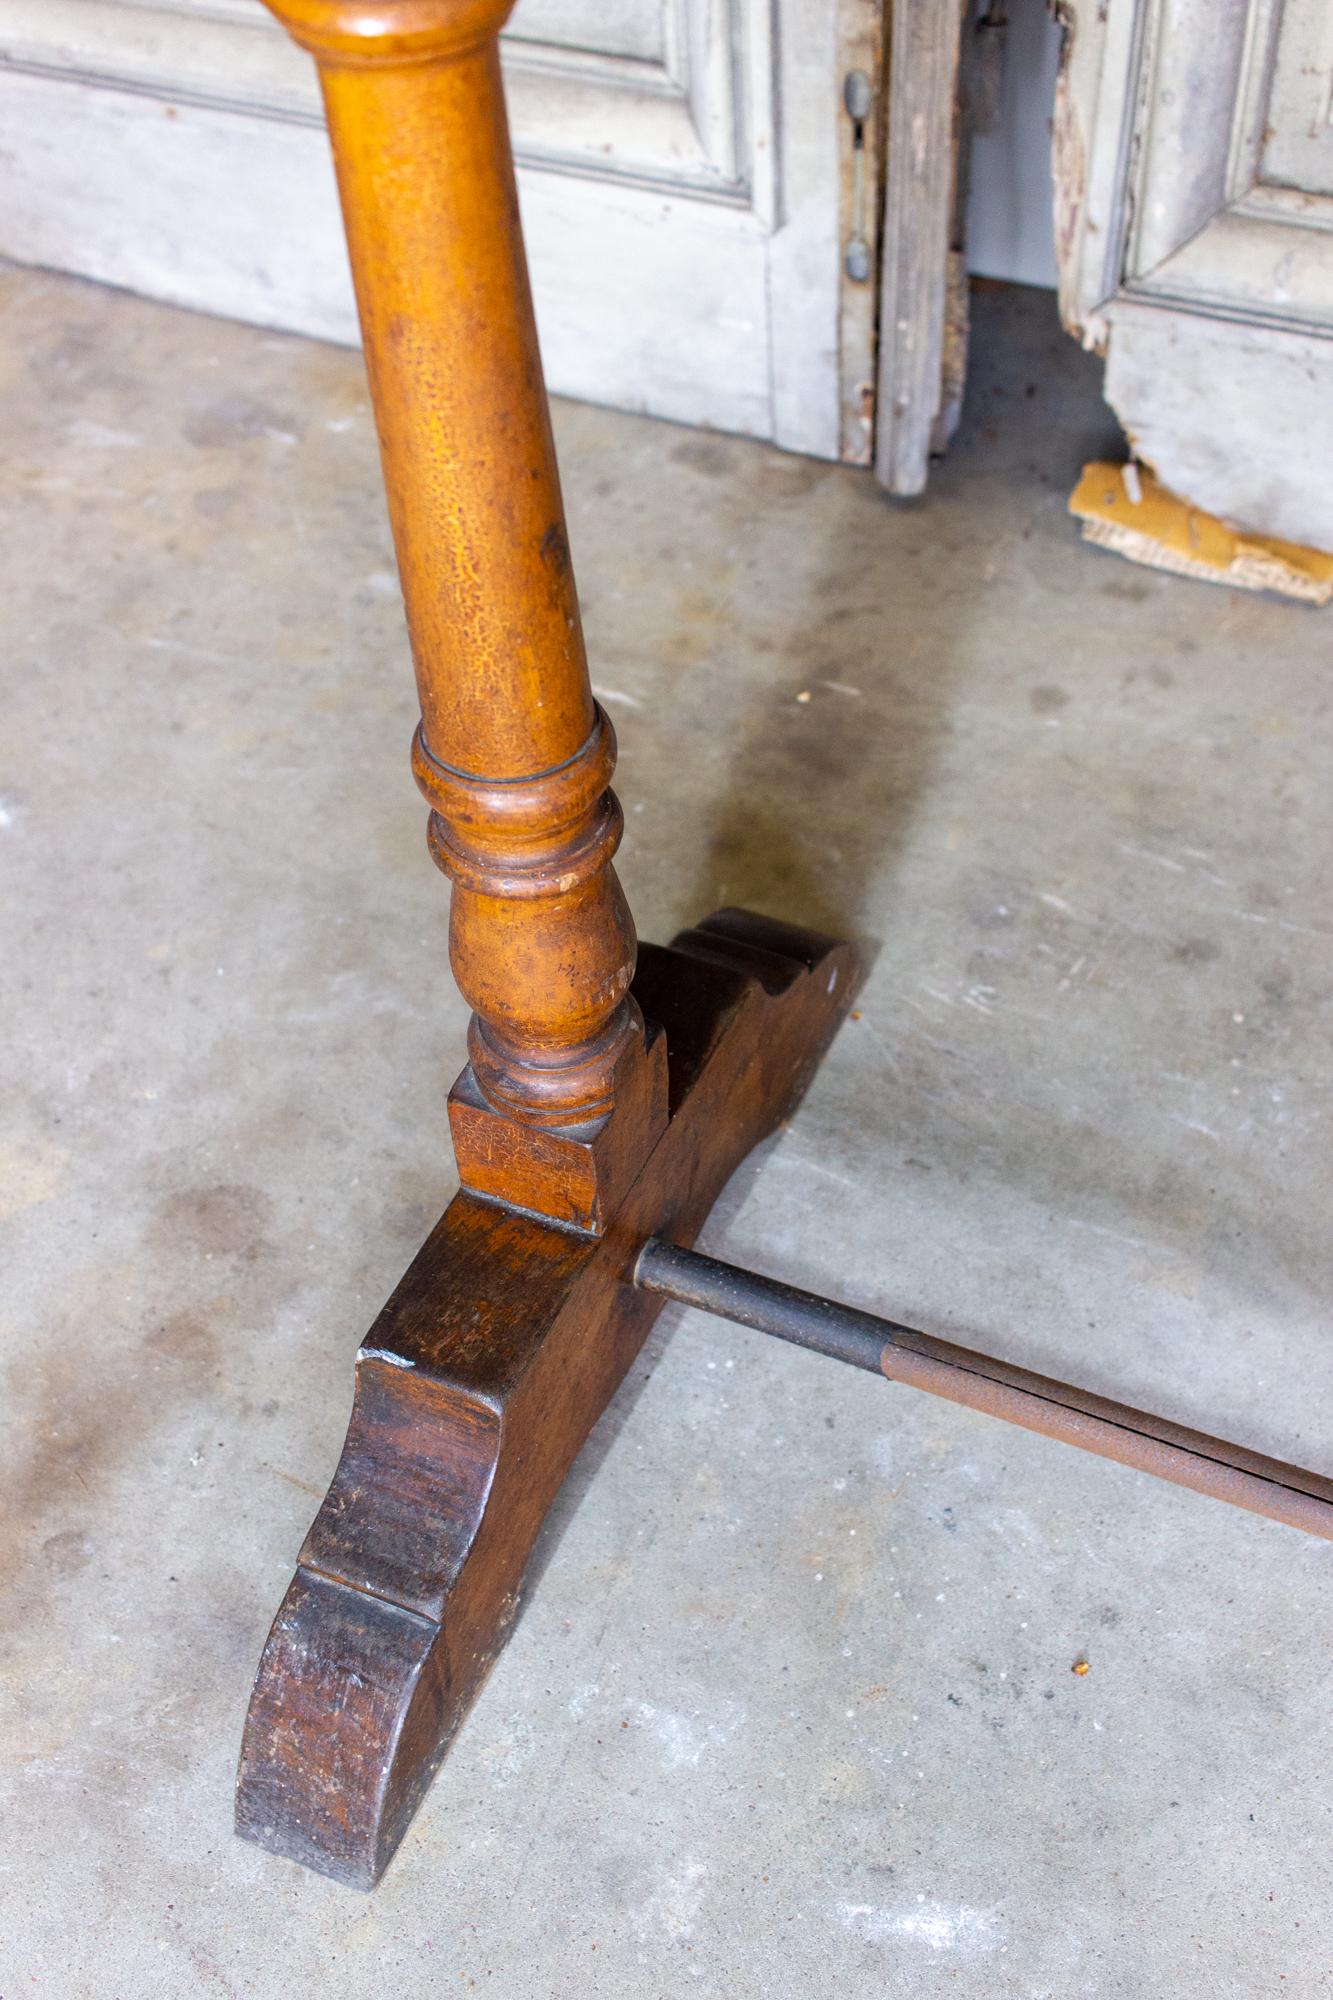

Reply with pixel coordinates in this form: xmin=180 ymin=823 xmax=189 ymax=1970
xmin=1069 ymin=461 xmax=1333 ymax=606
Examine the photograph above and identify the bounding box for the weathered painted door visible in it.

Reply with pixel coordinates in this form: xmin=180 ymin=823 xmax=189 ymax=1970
xmin=1056 ymin=0 xmax=1333 ymax=550
xmin=0 ymin=0 xmax=883 ymax=460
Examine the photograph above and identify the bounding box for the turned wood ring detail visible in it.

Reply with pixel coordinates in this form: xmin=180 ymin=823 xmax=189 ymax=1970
xmin=264 ymin=0 xmax=517 ymax=67
xmin=411 ymin=706 xmax=624 ymax=901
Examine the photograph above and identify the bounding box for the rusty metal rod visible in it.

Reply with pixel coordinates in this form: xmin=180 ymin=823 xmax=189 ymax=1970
xmin=634 ymin=1237 xmax=1333 ymax=1543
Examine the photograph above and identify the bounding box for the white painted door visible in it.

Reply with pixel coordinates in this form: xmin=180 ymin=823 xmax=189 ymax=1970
xmin=0 ymin=0 xmax=883 ymax=460
xmin=1056 ymin=0 xmax=1333 ymax=551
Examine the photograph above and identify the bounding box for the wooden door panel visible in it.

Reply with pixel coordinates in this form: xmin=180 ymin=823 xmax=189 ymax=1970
xmin=1262 ymin=0 xmax=1333 ymax=195
xmin=0 ymin=0 xmax=881 ymax=456
xmin=1056 ymin=0 xmax=1333 ymax=548
xmin=510 ymin=0 xmax=669 ymax=62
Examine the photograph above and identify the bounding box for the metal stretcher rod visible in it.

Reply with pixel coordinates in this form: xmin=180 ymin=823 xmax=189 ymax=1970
xmin=634 ymin=1237 xmax=1333 ymax=1543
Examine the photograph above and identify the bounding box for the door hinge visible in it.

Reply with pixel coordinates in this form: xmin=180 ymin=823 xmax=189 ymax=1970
xmin=843 ymin=68 xmax=875 ymax=283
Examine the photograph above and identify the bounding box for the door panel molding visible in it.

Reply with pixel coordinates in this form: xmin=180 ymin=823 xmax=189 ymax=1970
xmin=1055 ymin=0 xmax=1333 ymax=547
xmin=1261 ymin=0 xmax=1333 ymax=193
xmin=0 ymin=0 xmax=771 ymax=204
xmin=0 ymin=0 xmax=861 ymax=454
xmin=1060 ymin=0 xmax=1333 ymax=338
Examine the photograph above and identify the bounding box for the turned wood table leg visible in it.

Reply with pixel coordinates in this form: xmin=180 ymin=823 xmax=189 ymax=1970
xmin=270 ymin=0 xmax=664 ymax=1230
xmin=235 ymin=0 xmax=858 ymax=1887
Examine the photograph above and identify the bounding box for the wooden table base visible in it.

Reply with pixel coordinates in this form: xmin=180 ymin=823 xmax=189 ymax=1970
xmin=236 ymin=910 xmax=856 ymax=1887
xmin=231 ymin=0 xmax=859 ymax=1888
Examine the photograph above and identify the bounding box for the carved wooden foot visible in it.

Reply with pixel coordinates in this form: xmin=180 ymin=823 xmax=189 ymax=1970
xmin=235 ymin=910 xmax=856 ymax=1887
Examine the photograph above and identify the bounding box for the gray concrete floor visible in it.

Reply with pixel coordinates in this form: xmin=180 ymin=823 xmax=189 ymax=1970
xmin=2 ymin=266 xmax=1331 ymax=1997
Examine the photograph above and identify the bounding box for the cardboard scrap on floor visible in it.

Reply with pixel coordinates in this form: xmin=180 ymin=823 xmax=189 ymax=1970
xmin=1069 ymin=461 xmax=1333 ymax=605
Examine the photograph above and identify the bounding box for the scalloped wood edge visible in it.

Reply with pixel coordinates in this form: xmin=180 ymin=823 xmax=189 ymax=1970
xmin=235 ymin=909 xmax=858 ymax=1886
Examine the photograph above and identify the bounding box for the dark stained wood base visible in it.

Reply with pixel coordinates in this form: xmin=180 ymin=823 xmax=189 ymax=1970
xmin=235 ymin=909 xmax=857 ymax=1887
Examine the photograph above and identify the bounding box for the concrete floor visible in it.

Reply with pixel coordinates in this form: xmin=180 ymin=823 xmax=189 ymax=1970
xmin=2 ymin=266 xmax=1331 ymax=1997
